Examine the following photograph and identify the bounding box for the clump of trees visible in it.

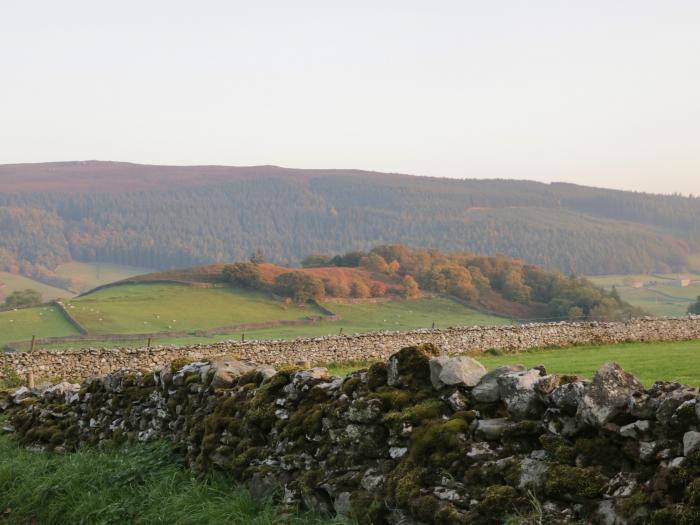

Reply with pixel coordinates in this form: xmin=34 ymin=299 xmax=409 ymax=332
xmin=273 ymin=272 xmax=325 ymax=303
xmin=222 ymin=244 xmax=642 ymax=321
xmin=2 ymin=289 xmax=43 ymax=309
xmin=222 ymin=262 xmax=265 ymax=289
xmin=689 ymin=296 xmax=700 ymax=315
xmin=305 ymin=245 xmax=641 ymax=321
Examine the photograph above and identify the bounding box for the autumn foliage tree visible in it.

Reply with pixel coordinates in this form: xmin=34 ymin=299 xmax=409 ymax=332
xmin=222 ymin=262 xmax=265 ymax=289
xmin=273 ymin=272 xmax=325 ymax=303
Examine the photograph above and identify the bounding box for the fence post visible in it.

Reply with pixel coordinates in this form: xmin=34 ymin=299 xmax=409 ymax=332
xmin=339 ymin=327 xmax=343 ymax=335
xmin=29 ymin=335 xmax=36 ymax=353
xmin=147 ymin=337 xmax=152 ymax=349
xmin=241 ymin=332 xmax=245 ymax=342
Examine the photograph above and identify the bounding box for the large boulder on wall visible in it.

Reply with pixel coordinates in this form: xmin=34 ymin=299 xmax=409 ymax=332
xmin=472 ymin=364 xmax=527 ymax=403
xmin=428 ymin=355 xmax=487 ymax=390
xmin=386 ymin=343 xmax=441 ymax=389
xmin=578 ymin=362 xmax=644 ymax=426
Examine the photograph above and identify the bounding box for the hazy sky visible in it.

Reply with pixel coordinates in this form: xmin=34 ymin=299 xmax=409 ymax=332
xmin=2 ymin=1 xmax=699 ymax=195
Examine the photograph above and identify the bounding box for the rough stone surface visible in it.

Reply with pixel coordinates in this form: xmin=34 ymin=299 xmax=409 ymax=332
xmin=472 ymin=364 xmax=527 ymax=403
xmin=428 ymin=355 xmax=486 ymax=390
xmin=578 ymin=362 xmax=644 ymax=426
xmin=497 ymin=368 xmax=544 ymax=419
xmin=683 ymin=431 xmax=700 ymax=456
xmin=3 ymin=316 xmax=700 ymax=381
xmin=4 ymin=348 xmax=700 ymax=524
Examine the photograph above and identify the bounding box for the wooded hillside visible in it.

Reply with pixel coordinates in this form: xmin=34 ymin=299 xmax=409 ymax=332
xmin=0 ymin=161 xmax=697 ymax=278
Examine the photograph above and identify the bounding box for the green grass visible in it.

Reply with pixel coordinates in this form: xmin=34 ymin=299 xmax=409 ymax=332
xmin=0 ymin=432 xmax=345 ymax=525
xmin=0 ymin=271 xmax=72 ymax=301
xmin=326 ymin=340 xmax=700 ymax=387
xmin=66 ymin=284 xmax=327 ymax=335
xmin=0 ymin=305 xmax=81 ymax=348
xmin=55 ymin=261 xmax=153 ymax=291
xmin=477 ymin=340 xmax=700 ymax=387
xmin=35 ymin=293 xmax=510 ymax=349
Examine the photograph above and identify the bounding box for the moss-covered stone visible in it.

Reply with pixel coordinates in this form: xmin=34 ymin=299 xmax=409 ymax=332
xmin=342 ymin=376 xmax=362 ymax=396
xmin=349 ymin=490 xmax=387 ymax=525
xmin=539 ymin=434 xmax=575 ymax=464
xmin=544 ymin=465 xmax=606 ymax=499
xmin=389 ymin=343 xmax=441 ymax=390
xmin=367 ymin=362 xmax=388 ymax=391
xmin=478 ymin=485 xmax=524 ymax=518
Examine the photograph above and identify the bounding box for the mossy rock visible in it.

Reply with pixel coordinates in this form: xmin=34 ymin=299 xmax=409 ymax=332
xmin=478 ymin=485 xmax=525 ymax=519
xmin=388 ymin=343 xmax=441 ymax=390
xmin=367 ymin=362 xmax=388 ymax=391
xmin=574 ymin=435 xmax=622 ymax=471
xmin=349 ymin=490 xmax=388 ymax=525
xmin=544 ymin=465 xmax=606 ymax=499
xmin=650 ymin=505 xmax=700 ymax=525
xmin=409 ymin=417 xmax=470 ymax=467
xmin=539 ymin=434 xmax=575 ymax=464
xmin=342 ymin=376 xmax=363 ymax=396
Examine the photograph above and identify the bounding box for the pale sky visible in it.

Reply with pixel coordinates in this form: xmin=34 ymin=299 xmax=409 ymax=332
xmin=1 ymin=1 xmax=699 ymax=195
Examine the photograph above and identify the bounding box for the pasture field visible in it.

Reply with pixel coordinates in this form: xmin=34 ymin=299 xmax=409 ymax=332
xmin=65 ymin=284 xmax=327 ymax=334
xmin=327 ymin=340 xmax=700 ymax=387
xmin=0 ymin=272 xmax=72 ymax=301
xmin=36 ymin=294 xmax=510 ymax=349
xmin=588 ymin=273 xmax=700 ymax=317
xmin=0 ymin=306 xmax=81 ymax=347
xmin=55 ymin=262 xmax=153 ymax=291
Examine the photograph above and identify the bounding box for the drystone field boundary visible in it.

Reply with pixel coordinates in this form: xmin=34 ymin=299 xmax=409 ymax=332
xmin=2 ymin=316 xmax=700 ymax=381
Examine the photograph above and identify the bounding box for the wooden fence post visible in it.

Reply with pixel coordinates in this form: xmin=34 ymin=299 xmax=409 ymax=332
xmin=29 ymin=335 xmax=36 ymax=353
xmin=147 ymin=337 xmax=152 ymax=349
xmin=241 ymin=332 xmax=245 ymax=342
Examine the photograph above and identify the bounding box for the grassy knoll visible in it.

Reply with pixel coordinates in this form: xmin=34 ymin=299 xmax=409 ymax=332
xmin=328 ymin=340 xmax=700 ymax=387
xmin=36 ymin=295 xmax=510 ymax=349
xmin=0 ymin=271 xmax=72 ymax=301
xmin=0 ymin=432 xmax=344 ymax=525
xmin=55 ymin=261 xmax=153 ymax=291
xmin=0 ymin=305 xmax=80 ymax=348
xmin=66 ymin=284 xmax=326 ymax=335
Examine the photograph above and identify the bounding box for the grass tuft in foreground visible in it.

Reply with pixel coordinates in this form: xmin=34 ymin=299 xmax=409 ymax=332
xmin=0 ymin=432 xmax=347 ymax=525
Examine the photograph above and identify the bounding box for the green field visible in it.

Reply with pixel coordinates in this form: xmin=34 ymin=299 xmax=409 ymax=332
xmin=327 ymin=340 xmax=700 ymax=387
xmin=7 ymin=285 xmax=509 ymax=349
xmin=0 ymin=279 xmax=510 ymax=348
xmin=65 ymin=284 xmax=327 ymax=335
xmin=0 ymin=272 xmax=72 ymax=302
xmin=55 ymin=262 xmax=153 ymax=291
xmin=588 ymin=273 xmax=700 ymax=317
xmin=0 ymin=306 xmax=81 ymax=347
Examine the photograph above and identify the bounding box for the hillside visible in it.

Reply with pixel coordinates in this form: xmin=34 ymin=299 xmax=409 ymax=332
xmin=0 ymin=161 xmax=699 ymax=279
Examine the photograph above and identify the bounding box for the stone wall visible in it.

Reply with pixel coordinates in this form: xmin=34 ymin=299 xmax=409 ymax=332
xmin=4 ymin=345 xmax=700 ymax=524
xmin=2 ymin=316 xmax=700 ymax=382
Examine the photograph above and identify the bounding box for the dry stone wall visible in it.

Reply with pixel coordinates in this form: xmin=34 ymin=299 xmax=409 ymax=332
xmin=5 ymin=345 xmax=700 ymax=524
xmin=2 ymin=316 xmax=700 ymax=381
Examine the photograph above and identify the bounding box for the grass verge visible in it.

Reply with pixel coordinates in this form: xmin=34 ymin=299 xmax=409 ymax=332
xmin=0 ymin=432 xmax=348 ymax=525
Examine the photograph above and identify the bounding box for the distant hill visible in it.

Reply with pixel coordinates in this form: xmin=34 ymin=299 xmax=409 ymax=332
xmin=0 ymin=160 xmax=698 ymax=277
